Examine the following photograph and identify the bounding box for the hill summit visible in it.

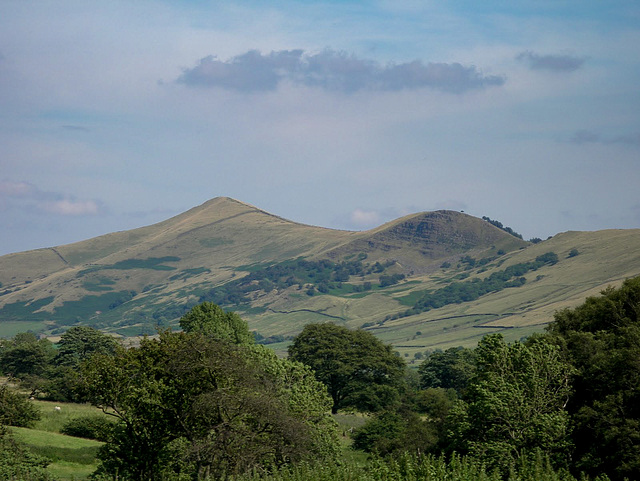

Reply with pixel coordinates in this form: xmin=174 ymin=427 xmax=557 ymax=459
xmin=1 ymin=197 xmax=639 ymax=355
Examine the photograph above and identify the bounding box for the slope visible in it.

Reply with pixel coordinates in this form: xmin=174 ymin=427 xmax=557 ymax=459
xmin=0 ymin=198 xmax=638 ymax=355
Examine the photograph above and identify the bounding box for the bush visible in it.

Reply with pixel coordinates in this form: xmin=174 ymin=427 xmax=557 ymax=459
xmin=0 ymin=434 xmax=56 ymax=481
xmin=61 ymin=415 xmax=116 ymax=441
xmin=0 ymin=385 xmax=41 ymax=428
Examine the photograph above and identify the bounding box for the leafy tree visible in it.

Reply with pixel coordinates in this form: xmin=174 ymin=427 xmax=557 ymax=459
xmin=0 ymin=385 xmax=40 ymax=428
xmin=80 ymin=329 xmax=338 ymax=480
xmin=352 ymin=410 xmax=438 ymax=456
xmin=547 ymin=277 xmax=640 ymax=481
xmin=288 ymin=323 xmax=405 ymax=414
xmin=54 ymin=326 xmax=119 ymax=368
xmin=179 ymin=301 xmax=254 ymax=345
xmin=418 ymin=347 xmax=476 ymax=395
xmin=447 ymin=334 xmax=573 ymax=473
xmin=0 ymin=333 xmax=55 ymax=379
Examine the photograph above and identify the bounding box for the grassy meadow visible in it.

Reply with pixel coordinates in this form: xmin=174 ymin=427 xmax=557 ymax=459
xmin=10 ymin=400 xmax=107 ymax=480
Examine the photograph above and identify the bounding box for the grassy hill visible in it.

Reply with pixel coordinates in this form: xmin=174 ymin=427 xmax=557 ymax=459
xmin=1 ymin=197 xmax=639 ymax=354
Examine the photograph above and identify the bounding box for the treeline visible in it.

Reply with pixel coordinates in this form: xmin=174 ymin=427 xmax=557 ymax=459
xmin=152 ymin=257 xmax=398 ymax=321
xmin=482 ymin=216 xmax=523 ymax=239
xmin=351 ymin=277 xmax=640 ymax=481
xmin=387 ymin=252 xmax=558 ymax=320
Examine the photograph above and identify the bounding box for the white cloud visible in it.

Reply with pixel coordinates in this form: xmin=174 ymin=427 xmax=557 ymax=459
xmin=0 ymin=179 xmax=101 ymax=217
xmin=350 ymin=208 xmax=381 ymax=227
xmin=0 ymin=180 xmax=35 ymax=197
xmin=41 ymin=199 xmax=99 ymax=216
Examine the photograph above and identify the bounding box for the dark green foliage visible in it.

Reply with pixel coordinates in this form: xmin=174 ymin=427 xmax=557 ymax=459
xmin=179 ymin=302 xmax=254 ymax=345
xmin=482 ymin=216 xmax=523 ymax=239
xmin=49 ymin=291 xmax=137 ymax=322
xmin=198 ymin=258 xmax=392 ymax=308
xmin=0 ymin=385 xmax=41 ymax=428
xmin=233 ymin=451 xmax=605 ymax=481
xmin=547 ymin=277 xmax=640 ymax=481
xmin=289 ymin=323 xmax=405 ymax=414
xmin=418 ymin=347 xmax=476 ymax=395
xmin=0 ymin=333 xmax=55 ymax=380
xmin=378 ymin=273 xmax=405 ymax=288
xmin=80 ymin=329 xmax=338 ymax=480
xmin=352 ymin=410 xmax=438 ymax=456
xmin=54 ymin=326 xmax=120 ymax=368
xmin=392 ymin=252 xmax=559 ymax=320
xmin=0 ymin=433 xmax=56 ymax=481
xmin=0 ymin=297 xmax=55 ymax=321
xmin=568 ymin=249 xmax=579 ymax=258
xmin=253 ymin=332 xmax=293 ymax=345
xmin=60 ymin=415 xmax=116 ymax=441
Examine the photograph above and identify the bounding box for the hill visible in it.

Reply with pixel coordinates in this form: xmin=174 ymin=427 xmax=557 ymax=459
xmin=1 ymin=197 xmax=639 ymax=355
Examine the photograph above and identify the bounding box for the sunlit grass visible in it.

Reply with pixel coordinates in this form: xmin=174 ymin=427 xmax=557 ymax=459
xmin=11 ymin=426 xmax=102 ymax=480
xmin=31 ymin=399 xmax=111 ymax=433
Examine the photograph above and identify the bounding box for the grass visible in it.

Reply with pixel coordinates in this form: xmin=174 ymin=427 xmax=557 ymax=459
xmin=32 ymin=400 xmax=111 ymax=433
xmin=3 ymin=200 xmax=640 ymax=354
xmin=8 ymin=400 xmax=113 ymax=479
xmin=11 ymin=427 xmax=102 ymax=480
xmin=0 ymin=320 xmax=49 ymax=338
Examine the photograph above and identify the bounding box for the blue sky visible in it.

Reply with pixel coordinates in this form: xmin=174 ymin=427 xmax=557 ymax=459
xmin=1 ymin=1 xmax=639 ymax=255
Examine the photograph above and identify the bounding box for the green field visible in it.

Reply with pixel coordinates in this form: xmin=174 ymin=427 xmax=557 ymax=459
xmin=8 ymin=400 xmax=110 ymax=480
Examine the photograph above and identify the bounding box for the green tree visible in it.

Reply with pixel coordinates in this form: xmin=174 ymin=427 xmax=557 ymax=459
xmin=418 ymin=347 xmax=476 ymax=395
xmin=447 ymin=334 xmax=573 ymax=473
xmin=288 ymin=323 xmax=405 ymax=414
xmin=54 ymin=326 xmax=120 ymax=368
xmin=547 ymin=277 xmax=640 ymax=481
xmin=80 ymin=329 xmax=338 ymax=480
xmin=0 ymin=333 xmax=55 ymax=379
xmin=0 ymin=385 xmax=40 ymax=428
xmin=179 ymin=301 xmax=254 ymax=345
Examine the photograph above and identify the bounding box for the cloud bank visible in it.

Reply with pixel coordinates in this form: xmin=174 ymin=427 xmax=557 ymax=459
xmin=178 ymin=49 xmax=506 ymax=94
xmin=517 ymin=51 xmax=586 ymax=72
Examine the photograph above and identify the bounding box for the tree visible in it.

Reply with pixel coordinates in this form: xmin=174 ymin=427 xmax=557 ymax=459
xmin=288 ymin=323 xmax=405 ymax=414
xmin=418 ymin=347 xmax=476 ymax=395
xmin=0 ymin=385 xmax=40 ymax=428
xmin=447 ymin=334 xmax=573 ymax=473
xmin=80 ymin=329 xmax=338 ymax=480
xmin=0 ymin=333 xmax=55 ymax=379
xmin=179 ymin=301 xmax=254 ymax=345
xmin=547 ymin=277 xmax=640 ymax=481
xmin=54 ymin=326 xmax=120 ymax=368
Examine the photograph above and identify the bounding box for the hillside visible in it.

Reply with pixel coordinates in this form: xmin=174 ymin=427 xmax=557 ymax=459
xmin=1 ymin=197 xmax=639 ymax=355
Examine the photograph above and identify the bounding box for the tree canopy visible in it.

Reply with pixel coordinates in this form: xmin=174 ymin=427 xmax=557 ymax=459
xmin=54 ymin=326 xmax=120 ymax=368
xmin=288 ymin=323 xmax=405 ymax=414
xmin=446 ymin=334 xmax=574 ymax=473
xmin=547 ymin=277 xmax=640 ymax=481
xmin=80 ymin=322 xmax=338 ymax=480
xmin=179 ymin=301 xmax=254 ymax=345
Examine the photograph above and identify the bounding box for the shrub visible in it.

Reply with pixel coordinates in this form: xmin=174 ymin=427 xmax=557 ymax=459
xmin=0 ymin=385 xmax=41 ymax=428
xmin=61 ymin=414 xmax=116 ymax=441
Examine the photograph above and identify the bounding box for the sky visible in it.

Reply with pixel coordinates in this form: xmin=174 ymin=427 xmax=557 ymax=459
xmin=1 ymin=1 xmax=639 ymax=256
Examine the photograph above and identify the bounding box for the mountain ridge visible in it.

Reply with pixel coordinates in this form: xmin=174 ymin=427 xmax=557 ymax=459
xmin=1 ymin=197 xmax=639 ymax=355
